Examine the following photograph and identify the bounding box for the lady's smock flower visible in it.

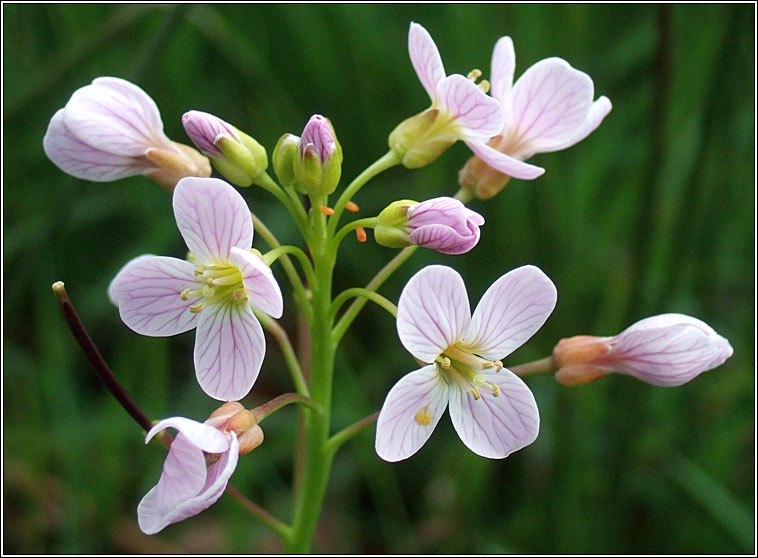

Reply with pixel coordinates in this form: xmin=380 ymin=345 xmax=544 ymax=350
xmin=389 ymin=23 xmax=544 ymax=177
xmin=374 ymin=197 xmax=484 ymax=254
xmin=138 ymin=403 xmax=263 ymax=535
xmin=459 ymin=36 xmax=612 ymax=199
xmin=43 ymin=77 xmax=210 ymax=190
xmin=376 ymin=265 xmax=557 ymax=461
xmin=553 ymin=313 xmax=733 ymax=387
xmin=109 ymin=177 xmax=283 ymax=401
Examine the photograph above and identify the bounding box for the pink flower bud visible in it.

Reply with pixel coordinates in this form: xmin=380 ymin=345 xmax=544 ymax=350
xmin=300 ymin=114 xmax=337 ymax=162
xmin=553 ymin=314 xmax=733 ymax=387
xmin=182 ymin=110 xmax=240 ymax=157
xmin=406 ymin=197 xmax=484 ymax=255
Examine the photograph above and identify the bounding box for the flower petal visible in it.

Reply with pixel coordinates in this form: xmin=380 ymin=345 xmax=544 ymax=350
xmin=43 ymin=109 xmax=149 ymax=182
xmin=437 ymin=75 xmax=504 ymax=139
xmin=610 ymin=315 xmax=733 ymax=387
xmin=506 ymin=58 xmax=594 ymax=155
xmin=464 ymin=265 xmax=557 ymax=361
xmin=109 ymin=255 xmax=200 ymax=337
xmin=229 ymin=247 xmax=284 ymax=319
xmin=409 ymin=223 xmax=480 ymax=255
xmin=490 ymin=36 xmax=516 ymax=102
xmin=63 ymin=77 xmax=172 ymax=157
xmin=550 ymin=95 xmax=612 ymax=152
xmin=375 ymin=365 xmax=450 ymax=462
xmin=448 ymin=369 xmax=539 ymax=459
xmin=408 ymin=22 xmax=446 ymax=103
xmin=464 ymin=139 xmax=545 ymax=180
xmin=397 ymin=265 xmax=472 ymax=363
xmin=172 ymin=177 xmax=254 ymax=265
xmin=194 ymin=301 xmax=265 ymax=401
xmin=145 ymin=417 xmax=231 ymax=454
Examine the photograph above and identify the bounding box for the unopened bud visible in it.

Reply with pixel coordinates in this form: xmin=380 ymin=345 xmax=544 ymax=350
xmin=294 ymin=114 xmax=343 ymax=196
xmin=272 ymin=133 xmax=300 ymax=188
xmin=238 ymin=424 xmax=264 ymax=455
xmin=374 ymin=199 xmax=417 ymax=248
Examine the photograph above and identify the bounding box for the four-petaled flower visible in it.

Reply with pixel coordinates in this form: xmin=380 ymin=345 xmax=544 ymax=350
xmin=109 ymin=176 xmax=283 ymax=401
xmin=375 ymin=264 xmax=557 ymax=461
xmin=43 ymin=77 xmax=210 ymax=190
xmin=553 ymin=313 xmax=733 ymax=387
xmin=459 ymin=36 xmax=612 ymax=199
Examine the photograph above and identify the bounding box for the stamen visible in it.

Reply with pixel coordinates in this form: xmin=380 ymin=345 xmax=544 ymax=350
xmin=201 ymin=285 xmax=215 ymax=297
xmin=437 ymin=356 xmax=451 ymax=369
xmin=187 ymin=252 xmax=202 ymax=265
xmin=181 ymin=288 xmax=191 ymax=301
xmin=467 ymin=68 xmax=482 ymax=81
xmin=345 ymin=201 xmax=360 ymax=212
xmin=477 ymin=79 xmax=490 ymax=94
xmin=469 ymin=386 xmax=482 ymax=400
xmin=208 ymin=273 xmax=242 ymax=287
xmin=356 ymin=227 xmax=367 ymax=242
xmin=194 ymin=267 xmax=205 ymax=276
xmin=482 ymin=359 xmax=503 ymax=371
xmin=181 ymin=287 xmax=205 ymax=300
xmin=230 ymin=288 xmax=248 ymax=301
xmin=319 ymin=206 xmax=335 ymax=216
xmin=190 ymin=303 xmax=203 ymax=313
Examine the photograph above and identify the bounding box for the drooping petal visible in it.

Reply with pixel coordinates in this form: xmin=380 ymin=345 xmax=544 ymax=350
xmin=505 ymin=58 xmax=594 ymax=156
xmin=229 ymin=247 xmax=284 ymax=319
xmin=397 ymin=265 xmax=472 ymax=363
xmin=609 ymin=316 xmax=733 ymax=387
xmin=145 ymin=417 xmax=231 ymax=454
xmin=464 ymin=139 xmax=545 ymax=180
xmin=549 ymin=95 xmax=612 ymax=152
xmin=137 ymin=432 xmax=209 ymax=535
xmin=448 ymin=369 xmax=539 ymax=459
xmin=490 ymin=36 xmax=516 ymax=102
xmin=63 ymin=77 xmax=172 ymax=157
xmin=172 ymin=177 xmax=254 ymax=265
xmin=437 ymin=75 xmax=504 ymax=139
xmin=375 ymin=365 xmax=450 ymax=462
xmin=43 ymin=109 xmax=150 ymax=182
xmin=194 ymin=301 xmax=265 ymax=401
xmin=109 ymin=255 xmax=200 ymax=337
xmin=408 ymin=22 xmax=446 ymax=103
xmin=464 ymin=265 xmax=557 ymax=361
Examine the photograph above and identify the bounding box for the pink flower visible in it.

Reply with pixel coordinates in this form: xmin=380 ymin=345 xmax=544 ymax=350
xmin=108 ymin=177 xmax=283 ymax=401
xmin=459 ymin=37 xmax=612 ymax=198
xmin=390 ymin=23 xmax=538 ymax=174
xmin=374 ymin=197 xmax=484 ymax=255
xmin=43 ymin=77 xmax=210 ymax=189
xmin=376 ymin=265 xmax=557 ymax=461
xmin=553 ymin=314 xmax=733 ymax=387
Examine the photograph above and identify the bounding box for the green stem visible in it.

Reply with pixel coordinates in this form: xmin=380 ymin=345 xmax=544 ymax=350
xmin=331 ymin=217 xmax=378 ymax=250
xmin=329 ymin=288 xmax=398 ymax=322
xmin=332 ymin=245 xmax=418 ymax=346
xmin=262 ymin=244 xmax=316 ymax=286
xmin=325 ymin=412 xmax=379 ymax=456
xmin=225 ymin=485 xmax=293 ymax=542
xmin=328 ymin=150 xmax=400 ymax=237
xmin=255 ymin=172 xmax=309 ymax=234
xmin=453 ymin=186 xmax=474 ymax=204
xmin=251 ymin=393 xmax=321 ymax=423
xmin=252 ymin=310 xmax=310 ymax=396
xmin=509 ymin=356 xmax=556 ymax=377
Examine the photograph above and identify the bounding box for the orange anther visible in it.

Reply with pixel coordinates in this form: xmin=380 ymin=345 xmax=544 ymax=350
xmin=345 ymin=201 xmax=360 ymax=212
xmin=319 ymin=206 xmax=335 ymax=216
xmin=356 ymin=226 xmax=367 ymax=243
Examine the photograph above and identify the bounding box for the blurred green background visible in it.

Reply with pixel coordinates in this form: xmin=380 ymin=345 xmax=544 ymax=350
xmin=3 ymin=3 xmax=754 ymax=554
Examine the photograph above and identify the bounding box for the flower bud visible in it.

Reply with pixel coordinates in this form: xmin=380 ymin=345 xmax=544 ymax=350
xmin=182 ymin=110 xmax=267 ymax=187
xmin=293 ymin=114 xmax=342 ymax=196
xmin=553 ymin=314 xmax=733 ymax=387
xmin=388 ymin=108 xmax=457 ymax=169
xmin=374 ymin=197 xmax=484 ymax=255
xmin=205 ymin=402 xmax=264 ymax=456
xmin=272 ymin=133 xmax=300 ymax=188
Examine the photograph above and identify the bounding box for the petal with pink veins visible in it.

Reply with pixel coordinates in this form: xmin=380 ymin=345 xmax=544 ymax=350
xmin=437 ymin=75 xmax=504 ymax=139
xmin=409 ymin=223 xmax=480 ymax=255
xmin=490 ymin=36 xmax=516 ymax=103
xmin=397 ymin=265 xmax=471 ymax=363
xmin=464 ymin=139 xmax=545 ymax=180
xmin=448 ymin=369 xmax=539 ymax=459
xmin=408 ymin=22 xmax=446 ymax=103
xmin=506 ymin=58 xmax=594 ymax=155
xmin=63 ymin=77 xmax=172 ymax=157
xmin=229 ymin=247 xmax=284 ymax=319
xmin=145 ymin=417 xmax=231 ymax=454
xmin=109 ymin=255 xmax=200 ymax=337
xmin=549 ymin=95 xmax=612 ymax=152
xmin=464 ymin=265 xmax=557 ymax=361
xmin=375 ymin=365 xmax=450 ymax=462
xmin=172 ymin=177 xmax=254 ymax=265
xmin=194 ymin=301 xmax=265 ymax=401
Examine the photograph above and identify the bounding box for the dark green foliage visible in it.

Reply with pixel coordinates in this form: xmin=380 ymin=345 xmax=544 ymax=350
xmin=3 ymin=4 xmax=754 ymax=554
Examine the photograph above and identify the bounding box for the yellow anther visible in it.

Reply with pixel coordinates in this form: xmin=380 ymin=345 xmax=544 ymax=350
xmin=180 ymin=288 xmax=191 ymax=301
xmin=190 ymin=303 xmax=203 ymax=313
xmin=437 ymin=356 xmax=451 ymax=369
xmin=493 ymin=360 xmax=503 ymax=371
xmin=467 ymin=68 xmax=483 ymax=81
xmin=194 ymin=267 xmax=205 ymax=276
xmin=469 ymin=386 xmax=482 ymax=400
xmin=204 ymin=453 xmax=221 ymax=466
xmin=415 ymin=406 xmax=433 ymax=426
xmin=477 ymin=79 xmax=490 ymax=94
xmin=491 ymin=384 xmax=501 ymax=397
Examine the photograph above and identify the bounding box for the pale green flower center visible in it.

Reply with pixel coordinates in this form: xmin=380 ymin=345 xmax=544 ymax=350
xmin=180 ymin=257 xmax=247 ymax=312
xmin=437 ymin=343 xmax=503 ymax=400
